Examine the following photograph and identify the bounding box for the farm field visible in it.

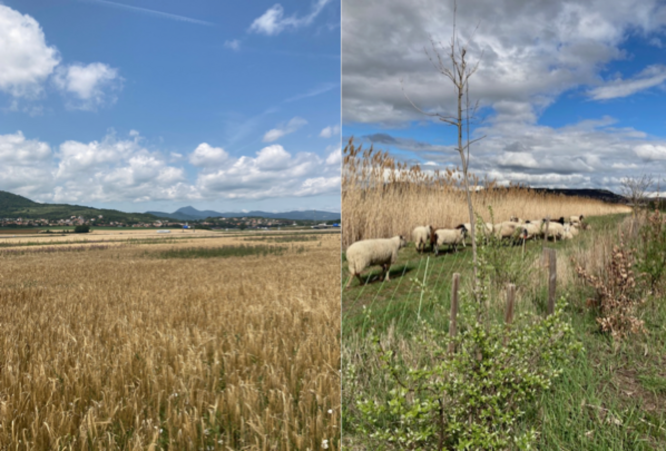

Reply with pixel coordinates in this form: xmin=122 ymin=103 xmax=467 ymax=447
xmin=0 ymin=229 xmax=341 ymax=450
xmin=342 ymin=213 xmax=666 ymax=450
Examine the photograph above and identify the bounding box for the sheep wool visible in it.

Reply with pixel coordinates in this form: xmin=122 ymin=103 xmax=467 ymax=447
xmin=345 ymin=235 xmax=407 ymax=288
xmin=433 ymin=227 xmax=467 ymax=255
xmin=412 ymin=225 xmax=433 ymax=253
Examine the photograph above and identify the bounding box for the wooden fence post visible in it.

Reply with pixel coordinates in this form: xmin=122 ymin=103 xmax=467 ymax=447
xmin=504 ymin=283 xmax=515 ymax=346
xmin=542 ymin=216 xmax=550 ymax=251
xmin=448 ymin=273 xmax=460 ymax=355
xmin=547 ymin=248 xmax=557 ymax=316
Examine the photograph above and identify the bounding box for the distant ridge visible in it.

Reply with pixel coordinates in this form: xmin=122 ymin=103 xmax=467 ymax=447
xmin=528 ymin=188 xmax=627 ymax=204
xmin=146 ymin=206 xmax=341 ymax=221
xmin=0 ymin=191 xmax=159 ymax=222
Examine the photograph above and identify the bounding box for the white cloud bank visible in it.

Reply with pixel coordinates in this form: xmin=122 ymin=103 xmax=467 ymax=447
xmin=194 ymin=143 xmax=340 ymax=200
xmin=0 ymin=130 xmax=340 ymax=204
xmin=0 ymin=4 xmax=121 ymax=109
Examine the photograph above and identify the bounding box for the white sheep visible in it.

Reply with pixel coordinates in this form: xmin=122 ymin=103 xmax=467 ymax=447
xmin=518 ymin=222 xmax=543 ymax=241
xmin=509 ymin=216 xmax=525 ymax=224
xmin=412 ymin=225 xmax=433 ymax=253
xmin=543 ymin=222 xmax=565 ymax=242
xmin=560 ymin=224 xmax=576 ymax=240
xmin=345 ymin=235 xmax=407 ymax=288
xmin=433 ymin=226 xmax=467 ymax=255
xmin=493 ymin=221 xmax=522 ymax=241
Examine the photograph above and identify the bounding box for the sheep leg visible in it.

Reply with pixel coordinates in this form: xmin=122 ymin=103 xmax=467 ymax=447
xmin=345 ymin=272 xmax=356 ymax=289
xmin=383 ymin=264 xmax=391 ymax=281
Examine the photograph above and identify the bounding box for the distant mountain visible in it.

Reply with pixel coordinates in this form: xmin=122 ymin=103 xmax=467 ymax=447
xmin=146 ymin=206 xmax=341 ymax=221
xmin=529 ymin=188 xmax=627 ymax=204
xmin=0 ymin=191 xmax=160 ymax=222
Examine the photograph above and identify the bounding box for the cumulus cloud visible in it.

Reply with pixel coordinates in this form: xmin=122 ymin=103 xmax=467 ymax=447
xmin=262 ymin=116 xmax=307 ymax=142
xmin=0 ymin=129 xmax=340 ymax=205
xmin=196 ymin=143 xmax=339 ymax=200
xmin=248 ymin=0 xmax=332 ymax=36
xmin=0 ymin=131 xmax=54 ymax=196
xmin=0 ymin=5 xmax=60 ymax=98
xmin=53 ymin=62 xmax=123 ymax=110
xmin=342 ymin=0 xmax=666 ymax=125
xmin=325 ymin=145 xmax=341 ymax=165
xmin=362 ymin=116 xmax=666 ymax=193
xmin=189 ymin=143 xmax=229 ymax=166
xmin=319 ymin=124 xmax=340 ymax=138
xmin=634 ymin=143 xmax=666 ymax=160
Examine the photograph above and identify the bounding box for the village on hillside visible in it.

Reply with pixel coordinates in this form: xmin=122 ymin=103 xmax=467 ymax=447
xmin=0 ymin=214 xmax=340 ymax=230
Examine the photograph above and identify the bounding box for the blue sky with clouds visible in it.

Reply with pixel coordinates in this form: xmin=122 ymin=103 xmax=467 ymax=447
xmin=342 ymin=0 xmax=666 ymax=194
xmin=0 ymin=0 xmax=340 ymax=214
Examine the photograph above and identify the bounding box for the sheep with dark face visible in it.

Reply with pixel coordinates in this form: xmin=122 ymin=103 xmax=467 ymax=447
xmin=412 ymin=225 xmax=433 ymax=253
xmin=345 ymin=235 xmax=408 ymax=288
xmin=432 ymin=225 xmax=467 ymax=255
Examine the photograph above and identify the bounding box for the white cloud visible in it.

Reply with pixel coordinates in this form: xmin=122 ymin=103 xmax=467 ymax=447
xmin=0 ymin=5 xmax=60 ymax=98
xmin=325 ymin=145 xmax=341 ymax=165
xmin=0 ymin=131 xmax=55 ymax=197
xmin=588 ymin=65 xmax=666 ymax=100
xmin=248 ymin=0 xmax=332 ymax=36
xmin=224 ymin=39 xmax=241 ymax=51
xmin=196 ymin=143 xmax=339 ymax=200
xmin=369 ymin=115 xmax=666 ymax=193
xmin=53 ymin=62 xmax=122 ymax=110
xmin=0 ymin=130 xmax=340 ymax=206
xmin=342 ymin=0 xmax=666 ymax=125
xmin=634 ymin=143 xmax=666 ymax=160
xmin=189 ymin=143 xmax=229 ymax=166
xmin=262 ymin=116 xmax=307 ymax=142
xmin=0 ymin=131 xmax=52 ymax=163
xmin=319 ymin=124 xmax=340 ymax=138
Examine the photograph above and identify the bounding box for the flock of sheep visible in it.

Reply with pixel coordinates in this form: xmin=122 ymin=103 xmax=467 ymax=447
xmin=345 ymin=215 xmax=586 ymax=288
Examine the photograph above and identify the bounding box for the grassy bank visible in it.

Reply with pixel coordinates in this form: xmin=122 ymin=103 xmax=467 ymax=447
xmin=342 ymin=213 xmax=666 ymax=449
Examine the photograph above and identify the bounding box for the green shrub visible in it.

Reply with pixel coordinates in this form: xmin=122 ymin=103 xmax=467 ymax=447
xmin=74 ymin=225 xmax=90 ymax=233
xmin=355 ymin=239 xmax=583 ymax=450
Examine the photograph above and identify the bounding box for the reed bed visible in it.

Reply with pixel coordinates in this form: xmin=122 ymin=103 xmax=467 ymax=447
xmin=0 ymin=232 xmax=340 ymax=450
xmin=342 ymin=139 xmax=631 ymax=248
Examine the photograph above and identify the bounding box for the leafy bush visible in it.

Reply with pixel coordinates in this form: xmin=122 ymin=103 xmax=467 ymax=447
xmin=356 ymin=299 xmax=580 ymax=450
xmin=575 ymin=236 xmax=646 ymax=339
xmin=354 ymin=243 xmax=582 ymax=450
xmin=74 ymin=225 xmax=90 ymax=233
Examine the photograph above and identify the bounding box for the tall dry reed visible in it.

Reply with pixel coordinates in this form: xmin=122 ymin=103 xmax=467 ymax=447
xmin=342 ymin=139 xmax=630 ymax=248
xmin=0 ymin=233 xmax=340 ymax=450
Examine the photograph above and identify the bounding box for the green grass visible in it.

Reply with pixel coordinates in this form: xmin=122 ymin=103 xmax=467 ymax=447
xmin=242 ymin=234 xmax=322 ymax=243
xmin=150 ymin=244 xmax=306 ymax=259
xmin=343 ymin=213 xmax=666 ymax=450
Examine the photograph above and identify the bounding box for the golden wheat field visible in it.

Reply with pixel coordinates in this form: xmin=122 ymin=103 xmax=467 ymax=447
xmin=342 ymin=140 xmax=631 ymax=247
xmin=0 ymin=230 xmax=340 ymax=450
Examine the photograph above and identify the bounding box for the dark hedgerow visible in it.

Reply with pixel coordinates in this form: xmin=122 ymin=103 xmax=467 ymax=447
xmin=152 ymin=244 xmax=306 ymax=259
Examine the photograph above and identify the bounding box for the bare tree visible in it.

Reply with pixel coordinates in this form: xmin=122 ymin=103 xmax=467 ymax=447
xmin=620 ymin=174 xmax=654 ymax=215
xmin=402 ymin=1 xmax=485 ymax=298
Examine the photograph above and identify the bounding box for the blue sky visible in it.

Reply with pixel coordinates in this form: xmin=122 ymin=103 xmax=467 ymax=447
xmin=0 ymin=0 xmax=340 ymax=213
xmin=342 ymin=0 xmax=666 ymax=194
